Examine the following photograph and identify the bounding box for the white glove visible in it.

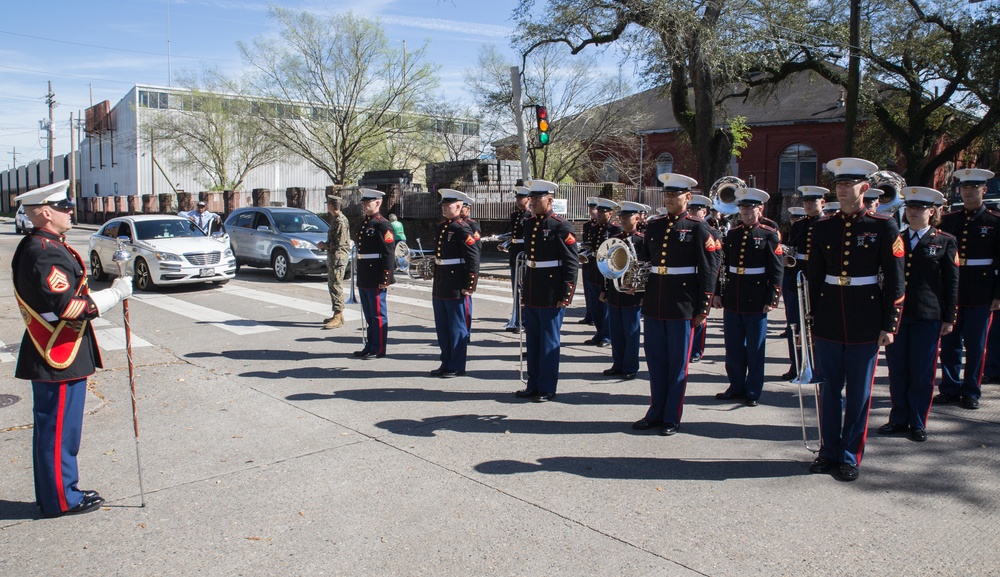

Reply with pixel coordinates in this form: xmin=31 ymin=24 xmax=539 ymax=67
xmin=90 ymin=288 xmax=122 ymax=316
xmin=112 ymin=276 xmax=134 ymax=300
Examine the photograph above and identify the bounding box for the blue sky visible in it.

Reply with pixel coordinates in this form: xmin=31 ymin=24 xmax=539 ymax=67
xmin=0 ymin=0 xmax=528 ymax=166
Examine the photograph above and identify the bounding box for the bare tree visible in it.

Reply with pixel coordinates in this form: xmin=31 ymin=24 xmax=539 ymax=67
xmin=466 ymin=43 xmax=645 ymax=182
xmin=238 ymin=8 xmax=439 ymax=185
xmin=142 ymin=71 xmax=284 ymax=192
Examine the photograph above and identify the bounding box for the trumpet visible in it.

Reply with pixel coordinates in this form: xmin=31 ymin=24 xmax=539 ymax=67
xmin=780 ymin=244 xmax=798 ymax=267
xmin=407 ymin=238 xmax=435 ymax=280
xmin=481 ymin=233 xmax=516 ymax=254
xmin=577 ymin=242 xmax=594 ymax=264
xmin=596 ymin=237 xmax=650 ymax=293
xmin=791 ymin=270 xmax=822 ymax=453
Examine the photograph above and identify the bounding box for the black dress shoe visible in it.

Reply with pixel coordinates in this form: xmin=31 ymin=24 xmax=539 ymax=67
xmin=43 ymin=493 xmax=105 ymax=518
xmin=659 ymin=423 xmax=679 ymax=436
xmin=353 ymin=349 xmax=372 ymax=358
xmin=621 ymin=372 xmax=636 ymax=381
xmin=631 ymin=418 xmax=662 ymax=430
xmin=514 ymin=388 xmax=541 ymax=398
xmin=715 ymin=390 xmax=746 ymax=400
xmin=534 ymin=392 xmax=556 ymax=402
xmin=960 ymin=396 xmax=980 ymax=410
xmin=430 ymin=367 xmax=448 ymax=376
xmin=603 ymin=368 xmax=622 ymax=376
xmin=577 ymin=317 xmax=593 ymax=324
xmin=595 ymin=340 xmax=611 ymax=348
xmin=690 ymin=353 xmax=702 ymax=363
xmin=910 ymin=428 xmax=927 ymax=442
xmin=439 ymin=371 xmax=458 ymax=378
xmin=356 ymin=352 xmax=376 ymax=360
xmin=373 ymin=353 xmax=386 ymax=359
xmin=744 ymin=398 xmax=759 ymax=407
xmin=878 ymin=422 xmax=909 ymax=435
xmin=781 ymin=369 xmax=798 ymax=381
xmin=809 ymin=456 xmax=836 ymax=474
xmin=838 ymin=463 xmax=860 ymax=482
xmin=582 ymin=337 xmax=598 ymax=345
xmin=934 ymin=392 xmax=959 ymax=404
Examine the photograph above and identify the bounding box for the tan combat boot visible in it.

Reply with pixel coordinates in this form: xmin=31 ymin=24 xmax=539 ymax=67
xmin=323 ymin=311 xmax=344 ymax=329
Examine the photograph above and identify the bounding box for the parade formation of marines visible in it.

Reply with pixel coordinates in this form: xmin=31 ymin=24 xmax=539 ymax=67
xmin=11 ymin=160 xmax=998 ymax=519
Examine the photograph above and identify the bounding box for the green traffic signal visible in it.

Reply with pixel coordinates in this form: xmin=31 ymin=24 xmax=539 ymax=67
xmin=539 ymin=132 xmax=550 ymax=145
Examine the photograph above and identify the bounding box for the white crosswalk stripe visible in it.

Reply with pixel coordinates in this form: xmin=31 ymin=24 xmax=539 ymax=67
xmin=130 ymin=292 xmax=281 ymax=335
xmin=219 ymin=285 xmax=363 ymax=320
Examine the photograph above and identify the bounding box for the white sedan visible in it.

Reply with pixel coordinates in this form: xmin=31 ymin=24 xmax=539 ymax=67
xmin=89 ymin=215 xmax=236 ymax=291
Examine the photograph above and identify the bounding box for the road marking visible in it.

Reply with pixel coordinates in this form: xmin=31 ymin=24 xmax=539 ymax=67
xmin=94 ymin=327 xmax=153 ymax=350
xmin=293 ymin=281 xmax=433 ymax=310
xmin=0 ymin=341 xmax=16 ymax=363
xmin=220 ymin=285 xmax=363 ymax=319
xmin=391 ymin=281 xmax=513 ymax=304
xmin=130 ymin=293 xmax=281 ymax=335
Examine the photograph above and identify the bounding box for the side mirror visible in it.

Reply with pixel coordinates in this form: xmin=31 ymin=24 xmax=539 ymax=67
xmin=256 ymin=225 xmax=270 ymax=232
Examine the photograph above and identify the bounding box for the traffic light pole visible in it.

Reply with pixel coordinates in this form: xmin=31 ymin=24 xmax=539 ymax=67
xmin=511 ymin=66 xmax=531 ymax=182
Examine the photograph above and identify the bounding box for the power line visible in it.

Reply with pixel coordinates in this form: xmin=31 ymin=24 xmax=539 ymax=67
xmin=0 ymin=29 xmax=238 ymax=63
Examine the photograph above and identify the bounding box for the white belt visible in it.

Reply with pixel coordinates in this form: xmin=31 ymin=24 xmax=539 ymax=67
xmin=825 ymin=274 xmax=879 ymax=286
xmin=729 ymin=266 xmax=766 ymax=275
xmin=436 ymin=258 xmax=464 ymax=266
xmin=795 ymin=254 xmax=807 ymax=261
xmin=357 ymin=253 xmax=381 ymax=260
xmin=650 ymin=266 xmax=697 ymax=275
xmin=41 ymin=312 xmax=59 ymax=322
xmin=528 ymin=260 xmax=560 ymax=268
xmin=512 ymin=239 xmax=524 ymax=244
xmin=960 ymin=258 xmax=993 ymax=266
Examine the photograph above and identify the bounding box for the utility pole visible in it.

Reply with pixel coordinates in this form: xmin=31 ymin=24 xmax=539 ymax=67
xmin=69 ymin=112 xmax=77 ymax=223
xmin=46 ymin=81 xmax=56 ymax=183
xmin=9 ymin=147 xmax=17 ymax=168
xmin=844 ymin=0 xmax=861 ymax=157
xmin=511 ymin=66 xmax=530 ymax=182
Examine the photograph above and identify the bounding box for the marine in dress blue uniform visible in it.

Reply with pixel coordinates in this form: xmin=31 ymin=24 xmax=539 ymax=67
xmin=12 ymin=181 xmax=132 ymax=517
xmin=881 ymin=187 xmax=958 ymax=442
xmin=781 ymin=187 xmax=826 ymax=379
xmin=599 ymin=201 xmax=649 ymax=380
xmin=504 ymin=186 xmax=531 ymax=332
xmin=583 ymin=198 xmax=622 ymax=346
xmin=807 ymin=158 xmax=905 ymax=482
xmin=430 ymin=190 xmax=481 ymax=377
xmin=633 ymin=173 xmax=720 ymax=435
xmin=686 ymin=195 xmax=719 ymax=362
xmin=936 ymin=168 xmax=1000 ymax=410
xmin=578 ymin=197 xmax=599 ymax=325
xmin=353 ymin=189 xmax=396 ymax=359
xmin=713 ymin=188 xmax=783 ymax=406
xmin=514 ymin=180 xmax=579 ymax=402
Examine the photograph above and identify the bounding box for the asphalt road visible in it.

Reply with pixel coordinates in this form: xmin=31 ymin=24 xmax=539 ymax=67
xmin=0 ymin=220 xmax=997 ymax=577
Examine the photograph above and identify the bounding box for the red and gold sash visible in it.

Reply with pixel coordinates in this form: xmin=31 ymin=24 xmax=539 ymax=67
xmin=15 ymin=290 xmax=87 ymax=370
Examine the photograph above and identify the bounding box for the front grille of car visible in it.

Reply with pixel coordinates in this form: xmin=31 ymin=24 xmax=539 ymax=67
xmin=184 ymin=252 xmax=221 ymax=266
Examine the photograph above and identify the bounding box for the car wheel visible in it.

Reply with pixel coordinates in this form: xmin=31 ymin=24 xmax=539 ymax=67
xmin=133 ymin=258 xmax=154 ymax=292
xmin=272 ymin=250 xmax=295 ymax=281
xmin=90 ymin=252 xmax=110 ymax=281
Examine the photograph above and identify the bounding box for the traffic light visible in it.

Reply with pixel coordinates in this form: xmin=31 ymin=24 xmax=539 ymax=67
xmin=535 ymin=105 xmax=550 ymax=146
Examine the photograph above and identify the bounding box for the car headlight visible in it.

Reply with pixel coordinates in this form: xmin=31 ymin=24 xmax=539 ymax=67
xmin=153 ymin=251 xmax=182 ymax=262
xmin=289 ymin=239 xmax=318 ymax=250
xmin=224 ymin=248 xmax=234 ymax=258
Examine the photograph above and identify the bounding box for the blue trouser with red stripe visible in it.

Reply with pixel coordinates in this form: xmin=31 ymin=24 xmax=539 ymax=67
xmin=433 ymin=296 xmax=471 ymax=373
xmin=722 ymin=311 xmax=768 ymax=401
xmin=690 ymin=321 xmax=706 ymax=359
xmin=359 ymin=288 xmax=388 ymax=355
xmin=813 ymin=339 xmax=878 ymax=467
xmin=642 ymin=318 xmax=692 ymax=425
xmin=939 ymin=305 xmax=990 ymax=399
xmin=32 ymin=378 xmax=88 ymax=515
xmin=608 ymin=304 xmax=641 ymax=374
xmin=523 ymin=306 xmax=566 ymax=393
xmin=885 ymin=317 xmax=940 ymax=430
xmin=583 ymin=281 xmax=609 ymax=342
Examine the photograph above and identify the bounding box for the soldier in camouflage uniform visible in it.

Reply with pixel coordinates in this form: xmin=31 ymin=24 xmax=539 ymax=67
xmin=318 ymin=196 xmax=352 ymax=329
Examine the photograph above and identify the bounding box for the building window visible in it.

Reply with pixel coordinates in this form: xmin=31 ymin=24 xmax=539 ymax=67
xmin=656 ymin=152 xmax=674 ymax=177
xmin=778 ymin=144 xmax=817 ymax=195
xmin=600 ymin=156 xmax=620 ymax=182
xmin=138 ymin=90 xmax=169 ymax=109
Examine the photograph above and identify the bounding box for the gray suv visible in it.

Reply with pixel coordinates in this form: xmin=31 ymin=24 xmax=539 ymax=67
xmin=224 ymin=207 xmax=329 ymax=281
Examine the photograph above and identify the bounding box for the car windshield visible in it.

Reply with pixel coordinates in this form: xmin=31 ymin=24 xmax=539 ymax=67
xmin=134 ymin=219 xmax=207 ymax=240
xmin=271 ymin=211 xmax=329 ymax=233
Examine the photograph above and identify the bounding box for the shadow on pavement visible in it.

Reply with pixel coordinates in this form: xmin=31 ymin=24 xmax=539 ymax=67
xmin=0 ymin=500 xmax=39 ymax=521
xmin=474 ymin=456 xmax=805 ymax=480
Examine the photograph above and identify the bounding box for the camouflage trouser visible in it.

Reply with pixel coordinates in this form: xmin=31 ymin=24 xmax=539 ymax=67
xmin=328 ymin=262 xmax=347 ymax=314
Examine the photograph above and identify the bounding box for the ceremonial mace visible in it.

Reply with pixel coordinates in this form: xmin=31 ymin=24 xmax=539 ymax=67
xmin=113 ymin=237 xmax=147 ymax=507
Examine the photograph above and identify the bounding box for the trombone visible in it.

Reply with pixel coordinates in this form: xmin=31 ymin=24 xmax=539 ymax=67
xmin=790 ymin=270 xmax=821 ymax=453
xmin=514 ymin=252 xmax=529 ymax=384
